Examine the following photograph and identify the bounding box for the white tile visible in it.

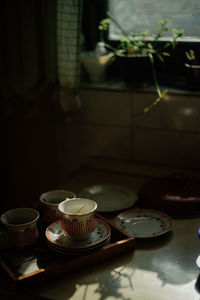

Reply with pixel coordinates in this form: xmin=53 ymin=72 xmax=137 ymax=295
xmin=56 ymin=124 xmax=86 ymax=177
xmin=79 ymin=89 xmax=131 ymax=126
xmin=73 ymin=124 xmax=131 ymax=160
xmin=131 ymin=92 xmax=200 ymax=132
xmin=132 ymin=128 xmax=200 ymax=168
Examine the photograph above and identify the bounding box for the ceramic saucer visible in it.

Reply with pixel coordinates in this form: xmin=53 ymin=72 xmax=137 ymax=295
xmin=114 ymin=209 xmax=173 ymax=238
xmin=46 ymin=231 xmax=111 ymax=253
xmin=78 ymin=184 xmax=138 ymax=212
xmin=45 ymin=218 xmax=111 ymax=250
xmin=47 ymin=237 xmax=110 ymax=255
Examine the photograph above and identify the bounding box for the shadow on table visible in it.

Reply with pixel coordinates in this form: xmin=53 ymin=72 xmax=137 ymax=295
xmin=135 ymin=231 xmax=173 ymax=250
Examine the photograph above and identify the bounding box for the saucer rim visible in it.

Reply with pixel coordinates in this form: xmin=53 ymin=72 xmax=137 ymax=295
xmin=45 ymin=218 xmax=111 ymax=249
xmin=47 ymin=237 xmax=111 ymax=255
xmin=47 ymin=234 xmax=111 ymax=251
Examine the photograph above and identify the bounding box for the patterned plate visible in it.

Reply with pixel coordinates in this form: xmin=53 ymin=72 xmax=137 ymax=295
xmin=46 ymin=234 xmax=111 ymax=253
xmin=114 ymin=209 xmax=174 ymax=238
xmin=45 ymin=218 xmax=111 ymax=250
xmin=47 ymin=238 xmax=110 ymax=255
xmin=78 ymin=185 xmax=138 ymax=212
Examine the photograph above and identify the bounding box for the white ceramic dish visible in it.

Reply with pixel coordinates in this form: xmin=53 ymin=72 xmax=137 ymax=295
xmin=45 ymin=218 xmax=111 ymax=250
xmin=114 ymin=209 xmax=174 ymax=238
xmin=78 ymin=185 xmax=138 ymax=212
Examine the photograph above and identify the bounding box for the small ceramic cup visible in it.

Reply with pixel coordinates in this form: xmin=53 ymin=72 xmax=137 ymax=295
xmin=58 ymin=198 xmax=97 ymax=240
xmin=0 ymin=208 xmax=40 ymax=249
xmin=40 ymin=189 xmax=76 ymax=223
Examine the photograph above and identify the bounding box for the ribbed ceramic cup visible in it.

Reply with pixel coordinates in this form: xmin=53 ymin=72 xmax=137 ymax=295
xmin=0 ymin=208 xmax=39 ymax=249
xmin=58 ymin=198 xmax=97 ymax=240
xmin=40 ymin=189 xmax=76 ymax=223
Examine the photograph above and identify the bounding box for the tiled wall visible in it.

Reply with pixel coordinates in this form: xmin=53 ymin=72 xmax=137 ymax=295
xmin=3 ymin=88 xmax=199 ymax=209
xmin=71 ymin=88 xmax=200 ymax=169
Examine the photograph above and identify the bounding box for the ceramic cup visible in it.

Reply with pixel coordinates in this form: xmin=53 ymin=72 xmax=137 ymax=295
xmin=40 ymin=189 xmax=76 ymax=223
xmin=0 ymin=207 xmax=40 ymax=249
xmin=58 ymin=198 xmax=97 ymax=240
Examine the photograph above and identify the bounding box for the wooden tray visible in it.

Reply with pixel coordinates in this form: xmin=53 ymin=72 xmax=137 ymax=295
xmin=0 ymin=213 xmax=135 ymax=287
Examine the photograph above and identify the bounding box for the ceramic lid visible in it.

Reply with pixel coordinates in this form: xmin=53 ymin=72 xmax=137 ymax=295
xmin=138 ymin=173 xmax=200 ymax=217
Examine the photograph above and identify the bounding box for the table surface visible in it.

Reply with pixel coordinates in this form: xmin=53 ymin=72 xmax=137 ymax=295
xmin=1 ymin=164 xmax=200 ymax=300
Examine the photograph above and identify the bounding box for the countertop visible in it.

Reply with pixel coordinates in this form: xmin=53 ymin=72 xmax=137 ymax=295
xmin=1 ymin=160 xmax=200 ymax=300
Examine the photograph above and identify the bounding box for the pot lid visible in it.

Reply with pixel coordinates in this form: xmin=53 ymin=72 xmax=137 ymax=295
xmin=138 ymin=173 xmax=200 ymax=217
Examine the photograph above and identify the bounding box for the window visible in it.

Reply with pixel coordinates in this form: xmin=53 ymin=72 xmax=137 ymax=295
xmin=108 ymin=0 xmax=200 ymax=42
xmin=82 ymin=0 xmax=200 ymax=90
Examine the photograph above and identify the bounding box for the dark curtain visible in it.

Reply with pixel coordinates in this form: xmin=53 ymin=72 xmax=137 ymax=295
xmin=0 ymin=0 xmax=57 ymax=101
xmin=1 ymin=0 xmax=58 ymax=213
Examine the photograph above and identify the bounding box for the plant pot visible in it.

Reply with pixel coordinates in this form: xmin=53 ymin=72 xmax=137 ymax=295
xmin=185 ymin=63 xmax=200 ymax=91
xmin=115 ymin=50 xmax=153 ymax=87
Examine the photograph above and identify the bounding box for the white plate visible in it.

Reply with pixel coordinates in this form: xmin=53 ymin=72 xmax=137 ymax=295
xmin=78 ymin=185 xmax=138 ymax=212
xmin=45 ymin=218 xmax=111 ymax=250
xmin=114 ymin=209 xmax=174 ymax=238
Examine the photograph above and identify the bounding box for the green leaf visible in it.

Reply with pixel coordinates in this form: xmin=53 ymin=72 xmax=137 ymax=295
xmin=158 ymin=19 xmax=170 ymax=25
xmin=141 ymin=29 xmax=150 ymax=37
xmin=156 ymin=53 xmax=164 ymax=62
xmin=162 ymin=52 xmax=170 ymax=56
xmin=147 ymin=43 xmax=153 ymax=49
xmin=99 ymin=18 xmax=111 ymax=31
xmin=172 ymin=28 xmax=178 ymax=34
xmin=157 ymin=19 xmax=164 ymax=25
xmin=101 ymin=18 xmax=111 ymax=25
xmin=130 ymin=32 xmax=137 ymax=38
xmin=98 ymin=25 xmax=104 ymax=30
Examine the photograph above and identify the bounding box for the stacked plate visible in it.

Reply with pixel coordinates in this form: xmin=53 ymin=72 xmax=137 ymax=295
xmin=45 ymin=218 xmax=111 ymax=255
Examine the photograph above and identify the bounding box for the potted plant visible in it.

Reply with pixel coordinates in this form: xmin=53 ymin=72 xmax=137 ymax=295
xmin=99 ymin=13 xmax=184 ymax=114
xmin=185 ymin=49 xmax=200 ymax=91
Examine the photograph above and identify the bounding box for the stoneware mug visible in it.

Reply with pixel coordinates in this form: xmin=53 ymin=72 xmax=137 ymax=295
xmin=0 ymin=207 xmax=40 ymax=250
xmin=58 ymin=198 xmax=97 ymax=240
xmin=40 ymin=189 xmax=76 ymax=223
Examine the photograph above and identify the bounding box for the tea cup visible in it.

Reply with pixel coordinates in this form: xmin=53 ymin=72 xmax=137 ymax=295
xmin=58 ymin=198 xmax=97 ymax=240
xmin=0 ymin=207 xmax=40 ymax=249
xmin=40 ymin=189 xmax=76 ymax=223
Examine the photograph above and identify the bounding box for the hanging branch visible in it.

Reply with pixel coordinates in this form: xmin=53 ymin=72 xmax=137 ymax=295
xmin=132 ymin=53 xmax=168 ymax=116
xmin=98 ymin=13 xmax=183 ymax=116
